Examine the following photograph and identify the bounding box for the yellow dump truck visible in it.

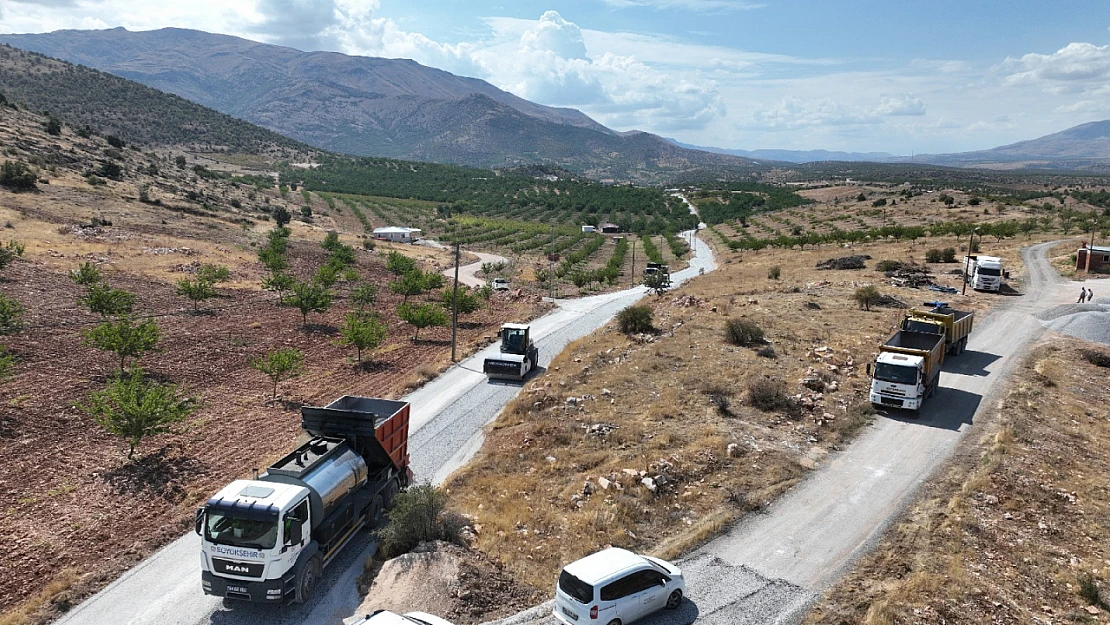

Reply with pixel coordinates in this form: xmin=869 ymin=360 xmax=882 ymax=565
xmin=901 ymin=302 xmax=974 ymax=356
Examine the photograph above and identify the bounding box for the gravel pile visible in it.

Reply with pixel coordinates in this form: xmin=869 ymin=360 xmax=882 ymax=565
xmin=1038 ymin=298 xmax=1110 ymax=345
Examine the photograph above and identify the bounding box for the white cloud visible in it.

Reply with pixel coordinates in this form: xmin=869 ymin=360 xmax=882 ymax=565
xmin=1004 ymin=42 xmax=1110 ymax=85
xmin=600 ymin=0 xmax=765 ymax=12
xmin=876 ymin=94 xmax=926 ymax=116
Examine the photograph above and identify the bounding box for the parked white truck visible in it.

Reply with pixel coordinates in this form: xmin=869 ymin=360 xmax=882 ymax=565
xmin=964 ymin=255 xmax=1003 ymax=292
xmin=195 ymin=396 xmax=412 ymax=603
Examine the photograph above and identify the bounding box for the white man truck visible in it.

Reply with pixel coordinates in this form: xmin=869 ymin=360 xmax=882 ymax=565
xmin=964 ymin=255 xmax=1003 ymax=292
xmin=868 ymin=303 xmax=974 ymax=412
xmin=195 ymin=396 xmax=412 ymax=603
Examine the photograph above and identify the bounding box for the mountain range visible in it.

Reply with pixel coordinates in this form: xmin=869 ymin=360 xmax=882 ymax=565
xmin=0 ymin=27 xmax=759 ymax=182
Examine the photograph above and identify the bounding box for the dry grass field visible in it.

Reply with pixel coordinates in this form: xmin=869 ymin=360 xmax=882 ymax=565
xmin=805 ymin=337 xmax=1110 ymax=625
xmin=444 ymin=229 xmax=1051 ymax=592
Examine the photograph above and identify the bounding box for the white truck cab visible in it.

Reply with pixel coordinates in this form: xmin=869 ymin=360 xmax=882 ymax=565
xmin=868 ymin=352 xmax=926 ymax=411
xmin=966 ymin=255 xmax=1003 ymax=292
xmin=198 ymin=480 xmax=312 ymax=602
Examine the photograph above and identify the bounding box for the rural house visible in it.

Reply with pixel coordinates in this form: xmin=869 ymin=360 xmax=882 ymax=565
xmin=372 ymin=226 xmax=422 ymax=243
xmin=598 ymin=222 xmax=621 ymax=234
xmin=1076 ymin=243 xmax=1110 ymax=272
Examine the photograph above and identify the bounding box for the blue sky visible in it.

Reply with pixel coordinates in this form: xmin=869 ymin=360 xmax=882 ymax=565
xmin=2 ymin=0 xmax=1109 ymax=154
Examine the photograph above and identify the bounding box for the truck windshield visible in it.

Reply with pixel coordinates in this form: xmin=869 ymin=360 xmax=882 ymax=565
xmin=977 ymin=267 xmax=1001 ymax=276
xmin=205 ymin=511 xmax=278 ymax=550
xmin=873 ymin=363 xmax=918 ymax=386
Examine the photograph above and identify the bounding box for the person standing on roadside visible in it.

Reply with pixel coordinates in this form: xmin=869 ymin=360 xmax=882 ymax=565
xmin=1079 ymin=287 xmax=1088 ymax=303
xmin=1088 ymin=288 xmax=1095 ymax=302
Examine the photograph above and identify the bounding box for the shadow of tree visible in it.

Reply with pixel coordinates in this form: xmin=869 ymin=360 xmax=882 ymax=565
xmin=102 ymin=445 xmax=208 ymax=503
xmin=356 ymin=360 xmax=399 ymax=374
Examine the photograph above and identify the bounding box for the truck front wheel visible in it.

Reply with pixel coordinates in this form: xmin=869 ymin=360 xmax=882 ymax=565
xmin=294 ymin=555 xmax=321 ymax=604
xmin=369 ymin=495 xmax=384 ymax=528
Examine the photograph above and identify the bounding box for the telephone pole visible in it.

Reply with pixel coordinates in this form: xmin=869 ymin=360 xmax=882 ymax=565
xmin=450 ymin=238 xmax=460 ymax=361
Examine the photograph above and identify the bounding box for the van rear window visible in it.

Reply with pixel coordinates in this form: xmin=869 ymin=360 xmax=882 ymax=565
xmin=559 ymin=570 xmax=593 ymax=604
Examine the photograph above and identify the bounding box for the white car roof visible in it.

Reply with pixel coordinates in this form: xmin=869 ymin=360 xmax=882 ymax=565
xmin=563 ymin=547 xmax=647 ymax=585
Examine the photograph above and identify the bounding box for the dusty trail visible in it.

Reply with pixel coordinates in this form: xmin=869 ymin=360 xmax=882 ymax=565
xmin=441 ymin=251 xmax=508 ymax=288
xmin=52 ymin=232 xmax=713 ymax=625
xmin=484 ymin=241 xmax=1074 ymax=625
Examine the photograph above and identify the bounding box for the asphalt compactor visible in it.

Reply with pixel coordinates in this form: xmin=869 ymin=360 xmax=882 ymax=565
xmin=483 ymin=323 xmax=539 ymax=381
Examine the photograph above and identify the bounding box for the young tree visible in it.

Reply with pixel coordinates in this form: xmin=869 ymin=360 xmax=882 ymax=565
xmin=338 ymin=312 xmax=388 ymax=363
xmin=0 ymin=240 xmax=25 ymax=272
xmin=262 ymin=271 xmax=295 ymax=302
xmin=314 ymin=263 xmax=340 ymax=288
xmin=82 ymin=367 xmax=196 ymax=459
xmin=385 ymin=250 xmax=417 ymax=276
xmin=350 ymin=282 xmax=379 ymax=310
xmin=643 ymin=271 xmax=669 ymax=296
xmin=285 ymin=279 xmax=333 ymax=327
xmin=397 ymin=302 xmax=448 ymax=341
xmin=175 ymin=277 xmax=217 ymax=312
xmin=390 ymin=270 xmax=430 ymax=304
xmin=44 ymin=116 xmax=62 ymax=136
xmin=69 ymin=261 xmax=102 ymax=286
xmin=852 ymin=286 xmax=882 ymax=311
xmin=272 ymin=206 xmax=292 ymax=228
xmin=196 ymin=264 xmax=231 ymax=285
xmin=0 ymin=348 xmax=15 ymax=383
xmin=0 ymin=161 xmax=37 ymax=191
xmin=81 ymin=283 xmax=136 ymax=318
xmin=441 ymin=287 xmax=481 ymax=315
xmin=250 ymin=347 xmax=303 ymax=402
xmin=82 ymin=316 xmax=161 ymax=370
xmin=0 ymin=293 xmax=23 ymax=335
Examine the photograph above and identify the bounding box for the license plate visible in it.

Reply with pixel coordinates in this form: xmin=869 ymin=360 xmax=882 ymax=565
xmin=880 ymin=397 xmax=903 ymax=407
xmin=561 ymin=606 xmax=579 ymax=621
xmin=228 ymin=585 xmax=248 ymax=593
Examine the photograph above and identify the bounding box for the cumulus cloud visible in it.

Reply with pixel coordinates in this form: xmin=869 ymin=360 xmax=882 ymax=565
xmin=1004 ymin=42 xmax=1110 ymax=84
xmin=876 ymin=94 xmax=926 ymax=116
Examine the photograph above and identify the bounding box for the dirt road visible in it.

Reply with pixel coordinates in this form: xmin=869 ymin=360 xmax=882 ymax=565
xmin=441 ymin=251 xmax=508 ymax=288
xmin=483 ymin=241 xmax=1073 ymax=625
xmin=52 ymin=232 xmax=713 ymax=625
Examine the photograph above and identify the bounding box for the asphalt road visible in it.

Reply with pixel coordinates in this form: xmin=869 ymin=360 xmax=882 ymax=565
xmin=54 ymin=231 xmax=715 ymax=625
xmin=484 ymin=241 xmax=1073 ymax=625
xmin=440 ymin=251 xmax=508 ymax=288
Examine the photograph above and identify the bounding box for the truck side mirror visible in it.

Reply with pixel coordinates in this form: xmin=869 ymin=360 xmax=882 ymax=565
xmin=194 ymin=508 xmax=204 ymax=536
xmin=866 ymin=363 xmax=872 ymax=376
xmin=286 ymin=518 xmax=303 ymax=545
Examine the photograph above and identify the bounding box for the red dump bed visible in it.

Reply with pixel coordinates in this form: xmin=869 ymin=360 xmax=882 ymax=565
xmin=300 ymin=396 xmax=410 ymax=477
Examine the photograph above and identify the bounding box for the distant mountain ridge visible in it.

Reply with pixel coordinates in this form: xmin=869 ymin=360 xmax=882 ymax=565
xmin=902 ymin=120 xmax=1110 ymax=169
xmin=667 ymin=139 xmax=899 ymax=164
xmin=0 ymin=27 xmax=759 ymax=182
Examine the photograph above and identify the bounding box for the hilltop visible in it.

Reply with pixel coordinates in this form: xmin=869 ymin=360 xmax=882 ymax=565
xmin=0 ymin=27 xmax=761 ymax=183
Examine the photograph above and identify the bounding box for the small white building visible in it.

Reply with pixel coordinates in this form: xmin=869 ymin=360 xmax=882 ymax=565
xmin=581 ymin=225 xmax=596 ymax=233
xmin=372 ymin=226 xmax=422 ymax=243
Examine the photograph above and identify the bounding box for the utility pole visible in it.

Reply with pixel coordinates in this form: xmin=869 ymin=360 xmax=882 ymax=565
xmin=549 ymin=223 xmax=556 ymax=300
xmin=630 ymin=237 xmax=637 ymax=287
xmin=450 ymin=238 xmax=460 ymax=361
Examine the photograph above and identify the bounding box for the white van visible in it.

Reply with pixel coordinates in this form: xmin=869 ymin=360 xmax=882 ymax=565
xmin=553 ymin=548 xmax=685 ymax=625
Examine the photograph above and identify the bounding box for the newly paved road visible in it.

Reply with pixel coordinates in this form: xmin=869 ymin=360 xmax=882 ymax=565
xmin=55 ymin=231 xmax=714 ymax=625
xmin=484 ymin=241 xmax=1074 ymax=625
xmin=440 ymin=251 xmax=508 ymax=288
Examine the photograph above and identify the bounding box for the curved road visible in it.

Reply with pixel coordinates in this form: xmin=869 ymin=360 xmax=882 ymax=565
xmin=487 ymin=241 xmax=1074 ymax=625
xmin=54 ymin=231 xmax=715 ymax=625
xmin=441 ymin=251 xmax=509 ymax=288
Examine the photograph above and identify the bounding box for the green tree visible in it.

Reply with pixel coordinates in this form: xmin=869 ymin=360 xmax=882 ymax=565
xmin=338 ymin=312 xmax=388 ymax=362
xmin=0 ymin=293 xmax=23 ymax=335
xmin=0 ymin=348 xmax=15 ymax=383
xmin=250 ymin=347 xmax=303 ymax=401
xmin=197 ymin=264 xmax=230 ymax=284
xmin=0 ymin=240 xmax=25 ymax=272
xmin=397 ymin=302 xmax=448 ymax=340
xmin=852 ymin=286 xmax=882 ymax=311
xmin=441 ymin=287 xmax=481 ymax=315
xmin=0 ymin=161 xmax=37 ymax=191
xmin=314 ymin=263 xmax=340 ymax=288
xmin=262 ymin=271 xmax=295 ymax=302
xmin=390 ymin=270 xmax=429 ymax=304
xmin=643 ymin=271 xmax=670 ymax=296
xmin=350 ymin=282 xmax=379 ymax=310
xmin=82 ymin=367 xmax=196 ymax=459
xmin=385 ymin=251 xmax=417 ymax=276
xmin=69 ymin=262 xmax=103 ymax=286
xmin=81 ymin=283 xmax=136 ymax=318
xmin=82 ymin=317 xmax=161 ymax=370
xmin=175 ymin=278 xmax=217 ymax=312
xmin=174 ymin=155 xmax=187 ymax=169
xmin=44 ymin=116 xmax=62 ymax=136
xmin=272 ymin=206 xmax=292 ymax=228
xmin=285 ymin=280 xmax=333 ymax=327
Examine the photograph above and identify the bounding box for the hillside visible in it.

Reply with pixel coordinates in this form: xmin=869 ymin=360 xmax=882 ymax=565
xmin=0 ymin=44 xmax=311 ymax=156
xmin=0 ymin=27 xmax=761 ymax=183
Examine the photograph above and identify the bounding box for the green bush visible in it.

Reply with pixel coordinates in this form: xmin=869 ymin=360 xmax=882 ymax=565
xmin=1082 ymin=350 xmax=1110 ymax=368
xmin=375 ymin=484 xmax=465 ymax=559
xmin=924 ymin=249 xmax=943 ymax=263
xmin=616 ymin=305 xmax=653 ymax=334
xmin=876 ymin=259 xmax=905 ymax=272
xmin=852 ymin=285 xmax=882 ymax=311
xmin=942 ymin=247 xmax=957 ymax=263
xmin=0 ymin=161 xmax=37 ymax=191
xmin=767 ymin=265 xmax=781 ymax=280
xmin=725 ymin=319 xmax=764 ymax=346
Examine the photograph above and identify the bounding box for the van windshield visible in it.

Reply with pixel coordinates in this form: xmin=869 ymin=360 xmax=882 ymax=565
xmin=873 ymin=363 xmax=918 ymax=386
xmin=559 ymin=570 xmax=594 ymax=604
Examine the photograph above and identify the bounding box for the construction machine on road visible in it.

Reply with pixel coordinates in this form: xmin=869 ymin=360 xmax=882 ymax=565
xmin=483 ymin=323 xmax=539 ymax=381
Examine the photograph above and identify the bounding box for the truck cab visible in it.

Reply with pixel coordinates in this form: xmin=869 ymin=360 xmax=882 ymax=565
xmin=198 ymin=480 xmax=313 ymax=602
xmin=868 ymin=352 xmax=927 ymax=411
xmin=966 ymin=255 xmax=1003 ymax=292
